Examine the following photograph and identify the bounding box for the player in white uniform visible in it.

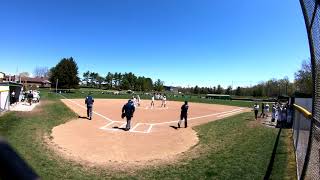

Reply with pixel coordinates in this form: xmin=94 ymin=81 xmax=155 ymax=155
xmin=137 ymin=95 xmax=141 ymax=106
xmin=161 ymin=95 xmax=167 ymax=107
xmin=151 ymin=95 xmax=155 ymax=108
xmin=132 ymin=96 xmax=137 ymax=107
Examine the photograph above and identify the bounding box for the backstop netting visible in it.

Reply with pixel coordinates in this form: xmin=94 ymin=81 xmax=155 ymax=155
xmin=299 ymin=0 xmax=320 ymax=179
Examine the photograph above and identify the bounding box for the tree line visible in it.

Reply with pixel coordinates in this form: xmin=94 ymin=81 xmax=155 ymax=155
xmin=178 ymin=77 xmax=297 ymax=98
xmin=48 ymin=57 xmax=312 ymax=97
xmin=48 ymin=57 xmax=165 ymax=91
xmin=178 ymin=60 xmax=312 ymax=97
xmin=82 ymin=71 xmax=164 ymax=91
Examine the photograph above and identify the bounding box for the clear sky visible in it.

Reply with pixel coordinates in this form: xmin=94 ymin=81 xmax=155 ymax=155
xmin=0 ymin=0 xmax=310 ymax=88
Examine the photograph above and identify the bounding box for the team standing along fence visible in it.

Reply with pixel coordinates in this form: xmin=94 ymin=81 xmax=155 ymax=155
xmin=298 ymin=0 xmax=320 ymax=179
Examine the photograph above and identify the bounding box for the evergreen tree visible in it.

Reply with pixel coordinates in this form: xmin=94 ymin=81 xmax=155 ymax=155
xmin=49 ymin=57 xmax=80 ymax=89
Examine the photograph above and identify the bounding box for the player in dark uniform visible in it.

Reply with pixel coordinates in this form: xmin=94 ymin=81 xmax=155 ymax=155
xmin=259 ymin=103 xmax=265 ymax=118
xmin=85 ymin=93 xmax=94 ymax=120
xmin=122 ymin=100 xmax=135 ymax=131
xmin=27 ymin=91 xmax=33 ymax=106
xmin=178 ymin=101 xmax=189 ymax=128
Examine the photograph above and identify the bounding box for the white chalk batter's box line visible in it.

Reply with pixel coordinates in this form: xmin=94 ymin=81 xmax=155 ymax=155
xmin=99 ymin=108 xmax=245 ymax=133
xmin=59 ymin=95 xmax=245 ymax=134
xmin=100 ymin=121 xmax=153 ymax=133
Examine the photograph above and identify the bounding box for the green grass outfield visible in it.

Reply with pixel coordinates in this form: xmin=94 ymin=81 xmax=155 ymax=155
xmin=0 ymin=92 xmax=296 ymax=179
xmin=50 ymin=88 xmax=256 ymax=107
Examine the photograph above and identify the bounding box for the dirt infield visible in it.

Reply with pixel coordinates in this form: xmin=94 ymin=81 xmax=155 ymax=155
xmin=50 ymin=99 xmax=249 ymax=166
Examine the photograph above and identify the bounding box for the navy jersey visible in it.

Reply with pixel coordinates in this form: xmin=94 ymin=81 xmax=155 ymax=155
xmin=122 ymin=103 xmax=135 ymax=117
xmin=85 ymin=96 xmax=94 ymax=107
xmin=181 ymin=104 xmax=189 ymax=115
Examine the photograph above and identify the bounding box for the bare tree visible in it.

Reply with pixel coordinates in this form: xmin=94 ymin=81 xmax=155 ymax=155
xmin=33 ymin=67 xmax=49 ymax=77
xmin=19 ymin=72 xmax=30 ymax=77
xmin=295 ymin=59 xmax=312 ymax=95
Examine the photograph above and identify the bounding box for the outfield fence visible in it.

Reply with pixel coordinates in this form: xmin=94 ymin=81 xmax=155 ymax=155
xmin=298 ymin=0 xmax=320 ymax=179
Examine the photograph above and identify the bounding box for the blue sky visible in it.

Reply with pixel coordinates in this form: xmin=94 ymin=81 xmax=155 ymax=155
xmin=0 ymin=0 xmax=310 ymax=88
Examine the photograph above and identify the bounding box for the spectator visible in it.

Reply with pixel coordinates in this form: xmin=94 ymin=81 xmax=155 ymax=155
xmin=276 ymin=105 xmax=282 ymax=127
xmin=253 ymin=103 xmax=259 ymax=120
xmin=260 ymin=103 xmax=265 ymax=118
xmin=10 ymin=91 xmax=16 ymax=104
xmin=271 ymin=104 xmax=276 ymax=122
xmin=27 ymin=91 xmax=33 ymax=106
xmin=265 ymin=103 xmax=270 ymax=117
xmin=281 ymin=105 xmax=287 ymax=127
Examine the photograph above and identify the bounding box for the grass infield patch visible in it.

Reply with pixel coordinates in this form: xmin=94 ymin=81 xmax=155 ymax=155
xmin=0 ymin=92 xmax=296 ymax=179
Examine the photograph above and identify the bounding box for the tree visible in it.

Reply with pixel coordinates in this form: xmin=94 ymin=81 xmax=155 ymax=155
xmin=265 ymin=79 xmax=279 ymax=97
xmin=193 ymin=85 xmax=199 ymax=94
xmin=96 ymin=75 xmax=104 ymax=89
xmin=144 ymin=78 xmax=153 ymax=91
xmin=235 ymin=86 xmax=241 ymax=96
xmin=295 ymin=59 xmax=312 ymax=95
xmin=225 ymin=86 xmax=232 ymax=95
xmin=19 ymin=72 xmax=30 ymax=84
xmin=216 ymin=85 xmax=223 ymax=94
xmin=33 ymin=66 xmax=49 ymax=77
xmin=121 ymin=78 xmax=130 ymax=90
xmin=49 ymin=57 xmax=80 ymax=89
xmin=126 ymin=72 xmax=137 ymax=90
xmin=105 ymin=72 xmax=113 ymax=89
xmin=89 ymin=72 xmax=98 ymax=87
xmin=19 ymin=72 xmax=30 ymax=77
xmin=154 ymin=79 xmax=164 ymax=91
xmin=278 ymin=76 xmax=290 ymax=95
xmin=252 ymin=84 xmax=263 ymax=97
xmin=83 ymin=71 xmax=90 ymax=86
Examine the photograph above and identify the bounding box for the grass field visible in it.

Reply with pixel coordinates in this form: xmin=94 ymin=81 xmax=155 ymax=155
xmin=0 ymin=92 xmax=296 ymax=179
xmin=52 ymin=88 xmax=256 ymax=108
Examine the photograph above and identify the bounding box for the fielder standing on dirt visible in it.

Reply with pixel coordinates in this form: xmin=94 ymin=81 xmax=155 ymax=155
xmin=161 ymin=95 xmax=167 ymax=108
xmin=122 ymin=100 xmax=135 ymax=131
xmin=178 ymin=101 xmax=189 ymax=128
xmin=85 ymin=93 xmax=94 ymax=120
xmin=151 ymin=94 xmax=155 ymax=108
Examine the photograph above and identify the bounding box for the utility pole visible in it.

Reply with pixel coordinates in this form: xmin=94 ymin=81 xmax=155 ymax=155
xmin=56 ymin=79 xmax=58 ymax=93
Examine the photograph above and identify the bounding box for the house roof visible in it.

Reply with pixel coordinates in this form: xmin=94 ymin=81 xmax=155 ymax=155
xmin=21 ymin=77 xmax=51 ymax=84
xmin=4 ymin=76 xmax=51 ymax=84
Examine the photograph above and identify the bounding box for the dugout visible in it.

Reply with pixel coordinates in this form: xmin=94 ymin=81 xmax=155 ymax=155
xmin=0 ymin=85 xmax=9 ymax=113
xmin=206 ymin=94 xmax=231 ymax=100
xmin=0 ymin=82 xmax=23 ymax=107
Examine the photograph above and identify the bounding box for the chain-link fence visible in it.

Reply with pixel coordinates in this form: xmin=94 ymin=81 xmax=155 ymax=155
xmin=292 ymin=99 xmax=312 ymax=179
xmin=298 ymin=0 xmax=320 ymax=179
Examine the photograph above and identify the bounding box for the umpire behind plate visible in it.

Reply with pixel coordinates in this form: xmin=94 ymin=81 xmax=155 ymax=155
xmin=122 ymin=100 xmax=135 ymax=131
